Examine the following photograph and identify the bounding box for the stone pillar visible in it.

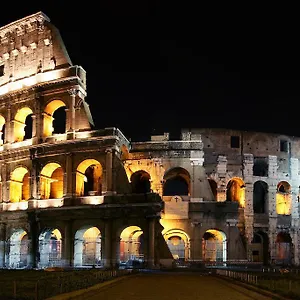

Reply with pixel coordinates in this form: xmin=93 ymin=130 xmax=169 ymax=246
xmin=105 ymin=148 xmax=113 ymax=195
xmin=31 ymin=114 xmax=37 ymax=139
xmin=291 ymin=228 xmax=300 ymax=265
xmin=147 ymin=218 xmax=155 ymax=268
xmin=28 ymin=213 xmax=38 ymax=269
xmin=67 ymin=89 xmax=77 ymax=139
xmin=269 ymin=218 xmax=277 ymax=264
xmin=5 ymin=105 xmax=12 ymax=144
xmin=65 ymin=153 xmax=74 ymax=199
xmin=217 ymin=155 xmax=227 ymax=201
xmin=268 ymin=185 xmax=277 ymax=218
xmin=190 ymin=157 xmax=206 ymax=201
xmin=0 ymin=223 xmax=6 ymax=268
xmin=190 ymin=222 xmax=202 ymax=262
xmin=103 ymin=220 xmax=112 ymax=268
xmin=63 ymin=221 xmax=73 ymax=267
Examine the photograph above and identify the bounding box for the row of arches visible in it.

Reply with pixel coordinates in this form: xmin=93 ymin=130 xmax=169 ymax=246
xmin=6 ymin=226 xmax=293 ymax=268
xmin=6 ymin=159 xmax=103 ymax=202
xmin=0 ymin=100 xmax=68 ymax=144
xmin=130 ymin=168 xmax=294 ymax=215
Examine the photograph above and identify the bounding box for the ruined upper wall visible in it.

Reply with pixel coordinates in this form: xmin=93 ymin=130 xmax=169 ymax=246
xmin=0 ymin=12 xmax=72 ymax=87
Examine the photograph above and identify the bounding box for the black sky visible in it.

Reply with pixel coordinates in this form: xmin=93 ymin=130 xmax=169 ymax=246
xmin=1 ymin=3 xmax=300 ymax=141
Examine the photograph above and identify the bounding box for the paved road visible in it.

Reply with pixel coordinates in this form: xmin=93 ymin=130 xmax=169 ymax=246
xmin=83 ymin=272 xmax=275 ymax=300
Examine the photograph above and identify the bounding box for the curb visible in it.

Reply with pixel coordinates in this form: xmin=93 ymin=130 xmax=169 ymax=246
xmin=46 ymin=273 xmax=140 ymax=300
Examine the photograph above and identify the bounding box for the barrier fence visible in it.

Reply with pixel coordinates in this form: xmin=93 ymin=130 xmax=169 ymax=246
xmin=215 ymin=268 xmax=300 ymax=298
xmin=0 ymin=269 xmax=134 ymax=300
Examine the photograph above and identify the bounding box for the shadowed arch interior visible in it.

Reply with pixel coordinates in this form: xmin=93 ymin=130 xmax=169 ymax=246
xmin=130 ymin=170 xmax=151 ymax=193
xmin=226 ymin=177 xmax=245 ymax=207
xmin=253 ymin=181 xmax=268 ymax=213
xmin=163 ymin=167 xmax=190 ymax=196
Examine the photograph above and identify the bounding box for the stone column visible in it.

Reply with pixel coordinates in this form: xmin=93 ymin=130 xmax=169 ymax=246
xmin=103 ymin=220 xmax=112 ymax=268
xmin=31 ymin=114 xmax=37 ymax=140
xmin=63 ymin=221 xmax=73 ymax=267
xmin=190 ymin=158 xmax=206 ymax=201
xmin=67 ymin=89 xmax=77 ymax=139
xmin=105 ymin=148 xmax=113 ymax=195
xmin=28 ymin=213 xmax=39 ymax=269
xmin=4 ymin=105 xmax=12 ymax=144
xmin=147 ymin=218 xmax=155 ymax=268
xmin=65 ymin=153 xmax=74 ymax=199
xmin=190 ymin=222 xmax=202 ymax=262
xmin=0 ymin=223 xmax=6 ymax=268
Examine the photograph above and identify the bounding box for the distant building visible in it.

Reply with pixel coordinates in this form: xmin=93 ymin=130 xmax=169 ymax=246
xmin=0 ymin=12 xmax=298 ymax=269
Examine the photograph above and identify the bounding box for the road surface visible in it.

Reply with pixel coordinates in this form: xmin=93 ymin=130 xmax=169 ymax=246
xmin=82 ymin=271 xmax=276 ymax=300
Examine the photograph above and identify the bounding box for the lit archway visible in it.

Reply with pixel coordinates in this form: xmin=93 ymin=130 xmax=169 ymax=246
xmin=74 ymin=226 xmax=102 ymax=267
xmin=76 ymin=159 xmax=103 ymax=196
xmin=130 ymin=170 xmax=151 ymax=193
xmin=119 ymin=226 xmax=144 ymax=266
xmin=202 ymin=229 xmax=227 ymax=262
xmin=0 ymin=114 xmax=5 ymax=144
xmin=163 ymin=167 xmax=190 ymax=196
xmin=38 ymin=228 xmax=62 ymax=268
xmin=253 ymin=181 xmax=268 ymax=213
xmin=164 ymin=229 xmax=190 ymax=261
xmin=276 ymin=181 xmax=291 ymax=215
xmin=226 ymin=177 xmax=245 ymax=208
xmin=10 ymin=167 xmax=30 ymax=203
xmin=275 ymin=232 xmax=292 ymax=265
xmin=40 ymin=163 xmax=64 ymax=199
xmin=14 ymin=107 xmax=33 ymax=142
xmin=8 ymin=229 xmax=28 ymax=269
xmin=43 ymin=100 xmax=66 ymax=137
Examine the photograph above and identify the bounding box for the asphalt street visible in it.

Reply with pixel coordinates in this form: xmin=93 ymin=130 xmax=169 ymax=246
xmin=82 ymin=272 xmax=275 ymax=300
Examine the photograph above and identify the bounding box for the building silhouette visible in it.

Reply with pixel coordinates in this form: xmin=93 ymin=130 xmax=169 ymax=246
xmin=0 ymin=12 xmax=298 ymax=269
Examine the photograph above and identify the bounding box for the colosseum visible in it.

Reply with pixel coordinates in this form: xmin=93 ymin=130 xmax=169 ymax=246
xmin=0 ymin=11 xmax=299 ymax=270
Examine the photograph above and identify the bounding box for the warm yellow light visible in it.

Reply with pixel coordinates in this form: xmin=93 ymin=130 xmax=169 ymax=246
xmin=10 ymin=167 xmax=29 ymax=202
xmin=76 ymin=159 xmax=103 ymax=196
xmin=43 ymin=100 xmax=66 ymax=137
xmin=52 ymin=229 xmax=62 ymax=240
xmin=227 ymin=177 xmax=245 ymax=208
xmin=40 ymin=163 xmax=63 ymax=199
xmin=83 ymin=227 xmax=100 ymax=239
xmin=276 ymin=193 xmax=291 ymax=215
xmin=120 ymin=226 xmax=142 ymax=240
xmin=14 ymin=107 xmax=33 ymax=142
xmin=206 ymin=229 xmax=226 ymax=241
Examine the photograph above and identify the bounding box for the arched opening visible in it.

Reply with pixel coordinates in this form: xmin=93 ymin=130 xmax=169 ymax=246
xmin=164 ymin=229 xmax=190 ymax=263
xmin=276 ymin=181 xmax=291 ymax=215
xmin=253 ymin=158 xmax=268 ymax=177
xmin=202 ymin=229 xmax=227 ymax=263
xmin=74 ymin=227 xmax=102 ymax=267
xmin=52 ymin=106 xmax=66 ymax=134
xmin=253 ymin=181 xmax=268 ymax=213
xmin=76 ymin=159 xmax=103 ymax=196
xmin=10 ymin=167 xmax=30 ymax=203
xmin=0 ymin=114 xmax=5 ymax=144
xmin=8 ymin=230 xmax=28 ymax=269
xmin=130 ymin=170 xmax=151 ymax=193
xmin=43 ymin=100 xmax=66 ymax=137
xmin=163 ymin=167 xmax=190 ymax=196
xmin=208 ymin=179 xmax=218 ymax=200
xmin=14 ymin=107 xmax=33 ymax=142
xmin=40 ymin=163 xmax=64 ymax=199
xmin=251 ymin=231 xmax=269 ymax=265
xmin=119 ymin=226 xmax=144 ymax=268
xmin=38 ymin=228 xmax=62 ymax=268
xmin=275 ymin=232 xmax=292 ymax=266
xmin=226 ymin=177 xmax=245 ymax=208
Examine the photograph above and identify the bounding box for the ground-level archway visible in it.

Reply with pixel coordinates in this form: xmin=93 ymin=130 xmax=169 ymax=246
xmin=251 ymin=231 xmax=269 ymax=265
xmin=163 ymin=229 xmax=190 ymax=262
xmin=8 ymin=229 xmax=29 ymax=269
xmin=74 ymin=226 xmax=102 ymax=267
xmin=38 ymin=228 xmax=62 ymax=268
xmin=275 ymin=232 xmax=292 ymax=266
xmin=202 ymin=229 xmax=227 ymax=263
xmin=119 ymin=226 xmax=144 ymax=268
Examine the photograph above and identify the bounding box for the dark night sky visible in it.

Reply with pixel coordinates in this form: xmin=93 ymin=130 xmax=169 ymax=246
xmin=1 ymin=3 xmax=300 ymax=141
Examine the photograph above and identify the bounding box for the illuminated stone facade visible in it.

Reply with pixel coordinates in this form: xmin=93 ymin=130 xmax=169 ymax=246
xmin=0 ymin=12 xmax=299 ymax=270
